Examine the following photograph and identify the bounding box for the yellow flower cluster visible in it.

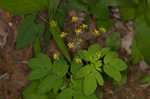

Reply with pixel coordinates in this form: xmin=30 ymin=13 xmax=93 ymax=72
xmin=75 ymin=29 xmax=82 ymax=35
xmin=60 ymin=32 xmax=67 ymax=38
xmin=75 ymin=58 xmax=82 ymax=63
xmin=50 ymin=20 xmax=57 ymax=27
xmin=99 ymin=27 xmax=106 ymax=33
xmin=94 ymin=29 xmax=100 ymax=36
xmin=96 ymin=52 xmax=102 ymax=58
xmin=67 ymin=42 xmax=74 ymax=48
xmin=81 ymin=24 xmax=88 ymax=29
xmin=53 ymin=53 xmax=59 ymax=60
xmin=72 ymin=16 xmax=79 ymax=22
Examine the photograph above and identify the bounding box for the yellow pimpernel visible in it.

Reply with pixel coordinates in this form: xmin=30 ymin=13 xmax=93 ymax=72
xmin=96 ymin=52 xmax=102 ymax=58
xmin=99 ymin=27 xmax=106 ymax=33
xmin=75 ymin=58 xmax=82 ymax=63
xmin=94 ymin=29 xmax=100 ymax=36
xmin=50 ymin=20 xmax=57 ymax=27
xmin=53 ymin=53 xmax=59 ymax=60
xmin=60 ymin=32 xmax=67 ymax=38
xmin=67 ymin=42 xmax=74 ymax=48
xmin=81 ymin=24 xmax=88 ymax=29
xmin=75 ymin=29 xmax=82 ymax=35
xmin=72 ymin=16 xmax=79 ymax=22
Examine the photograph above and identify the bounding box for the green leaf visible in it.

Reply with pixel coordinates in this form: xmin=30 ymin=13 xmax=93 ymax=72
xmin=104 ymin=65 xmax=121 ymax=82
xmin=88 ymin=43 xmax=102 ymax=55
xmin=52 ymin=58 xmax=68 ymax=77
xmin=95 ymin=71 xmax=104 ymax=86
xmin=97 ymin=19 xmax=115 ymax=30
xmin=23 ymin=82 xmax=49 ymax=99
xmin=140 ymin=76 xmax=150 ymax=84
xmin=0 ymin=0 xmax=48 ymax=14
xmin=67 ymin=0 xmax=88 ymax=12
xmin=104 ymin=52 xmax=119 ymax=64
xmin=76 ymin=65 xmax=92 ymax=78
xmin=34 ymin=38 xmax=41 ymax=56
xmin=105 ymin=32 xmax=121 ymax=51
xmin=120 ymin=7 xmax=136 ymax=21
xmin=77 ymin=50 xmax=89 ymax=61
xmin=28 ymin=53 xmax=52 ymax=70
xmin=53 ymin=77 xmax=63 ymax=94
xmin=131 ymin=40 xmax=144 ymax=64
xmin=117 ymin=71 xmax=128 ymax=85
xmin=71 ymin=59 xmax=83 ymax=74
xmin=16 ymin=15 xmax=45 ymax=49
xmin=89 ymin=0 xmax=109 ymax=20
xmin=23 ymin=81 xmax=39 ymax=95
xmin=89 ymin=0 xmax=116 ymax=29
xmin=49 ymin=21 xmax=71 ymax=62
xmin=38 ymin=75 xmax=56 ymax=93
xmin=100 ymin=47 xmax=110 ymax=57
xmin=135 ymin=15 xmax=150 ymax=64
xmin=83 ymin=73 xmax=97 ymax=95
xmin=56 ymin=3 xmax=68 ymax=28
xmin=72 ymin=80 xmax=82 ymax=91
xmin=28 ymin=69 xmax=49 ymax=80
xmin=24 ymin=93 xmax=49 ymax=99
xmin=48 ymin=0 xmax=59 ymax=19
xmin=105 ymin=59 xmax=127 ymax=71
xmin=43 ymin=30 xmax=51 ymax=52
xmin=74 ymin=92 xmax=97 ymax=99
xmin=56 ymin=88 xmax=74 ymax=99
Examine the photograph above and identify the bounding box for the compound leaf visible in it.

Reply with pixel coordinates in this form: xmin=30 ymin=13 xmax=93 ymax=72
xmin=16 ymin=15 xmax=45 ymax=49
xmin=83 ymin=73 xmax=97 ymax=95
xmin=38 ymin=75 xmax=56 ymax=93
xmin=104 ymin=65 xmax=121 ymax=82
xmin=56 ymin=88 xmax=74 ymax=99
xmin=0 ymin=0 xmax=48 ymax=14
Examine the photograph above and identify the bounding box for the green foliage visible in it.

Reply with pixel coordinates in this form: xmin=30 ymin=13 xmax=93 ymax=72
xmin=67 ymin=0 xmax=88 ymax=12
xmin=55 ymin=3 xmax=68 ymax=28
xmin=24 ymin=44 xmax=127 ymax=99
xmin=135 ymin=1 xmax=150 ymax=64
xmin=135 ymin=15 xmax=150 ymax=64
xmin=140 ymin=76 xmax=150 ymax=84
xmin=48 ymin=0 xmax=60 ymax=20
xmin=74 ymin=44 xmax=127 ymax=95
xmin=24 ymin=53 xmax=69 ymax=99
xmin=120 ymin=7 xmax=136 ymax=21
xmin=34 ymin=38 xmax=41 ymax=56
xmin=89 ymin=0 xmax=115 ymax=29
xmin=49 ymin=20 xmax=71 ymax=62
xmin=23 ymin=81 xmax=49 ymax=99
xmin=131 ymin=40 xmax=144 ymax=64
xmin=105 ymin=32 xmax=121 ymax=51
xmin=0 ymin=0 xmax=48 ymax=14
xmin=16 ymin=15 xmax=45 ymax=49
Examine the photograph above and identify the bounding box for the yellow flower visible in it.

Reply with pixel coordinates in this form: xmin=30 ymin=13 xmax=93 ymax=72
xmin=60 ymin=32 xmax=67 ymax=38
xmin=75 ymin=29 xmax=82 ymax=35
xmin=99 ymin=27 xmax=106 ymax=33
xmin=50 ymin=20 xmax=57 ymax=27
xmin=93 ymin=29 xmax=100 ymax=36
xmin=53 ymin=53 xmax=59 ymax=60
xmin=67 ymin=42 xmax=74 ymax=48
xmin=96 ymin=52 xmax=101 ymax=58
xmin=81 ymin=24 xmax=88 ymax=29
xmin=75 ymin=58 xmax=82 ymax=63
xmin=72 ymin=16 xmax=79 ymax=22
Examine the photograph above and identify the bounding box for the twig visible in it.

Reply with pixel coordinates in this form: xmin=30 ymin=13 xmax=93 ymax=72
xmin=0 ymin=73 xmax=8 ymax=80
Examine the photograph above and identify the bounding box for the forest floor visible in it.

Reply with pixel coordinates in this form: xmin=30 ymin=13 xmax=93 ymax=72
xmin=0 ymin=9 xmax=150 ymax=99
